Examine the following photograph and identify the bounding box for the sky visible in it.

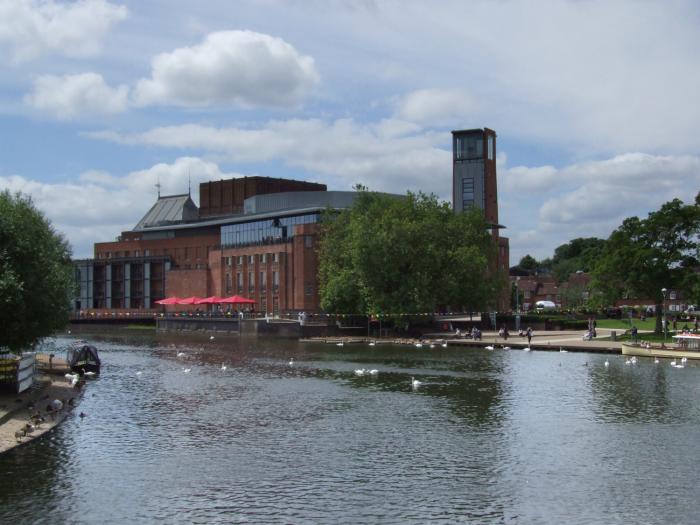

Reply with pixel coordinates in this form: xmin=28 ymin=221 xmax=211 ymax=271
xmin=1 ymin=0 xmax=700 ymax=264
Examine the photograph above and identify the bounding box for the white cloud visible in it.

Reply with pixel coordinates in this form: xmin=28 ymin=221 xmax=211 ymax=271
xmin=85 ymin=118 xmax=451 ymax=194
xmin=1 ymin=158 xmax=243 ymax=257
xmin=133 ymin=30 xmax=319 ymax=109
xmin=395 ymin=88 xmax=480 ymax=127
xmin=501 ymin=153 xmax=700 ymax=262
xmin=24 ymin=72 xmax=129 ymax=119
xmin=0 ymin=0 xmax=127 ymax=63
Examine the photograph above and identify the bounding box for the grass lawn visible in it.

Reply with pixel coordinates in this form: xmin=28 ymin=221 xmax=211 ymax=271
xmin=595 ymin=318 xmax=658 ymax=331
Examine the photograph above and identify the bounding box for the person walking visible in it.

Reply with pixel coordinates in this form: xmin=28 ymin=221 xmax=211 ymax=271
xmin=526 ymin=327 xmax=533 ymax=345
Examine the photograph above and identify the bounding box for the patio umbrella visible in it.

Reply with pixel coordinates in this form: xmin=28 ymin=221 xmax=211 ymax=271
xmin=177 ymin=296 xmax=202 ymax=305
xmin=154 ymin=297 xmax=181 ymax=305
xmin=220 ymin=295 xmax=256 ymax=304
xmin=194 ymin=296 xmax=224 ymax=304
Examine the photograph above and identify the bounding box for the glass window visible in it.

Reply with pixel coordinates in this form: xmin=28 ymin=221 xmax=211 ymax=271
xmin=273 ymin=253 xmax=279 ymax=263
xmin=260 ymin=271 xmax=266 ymax=291
xmin=305 ymin=235 xmax=313 ymax=248
xmin=248 ymin=255 xmax=255 ymax=264
xmin=237 ymin=272 xmax=243 ymax=292
xmin=260 ymin=253 xmax=267 ymax=263
xmin=273 ymin=271 xmax=279 ymax=290
xmin=248 ymin=271 xmax=254 ymax=291
xmin=487 ymin=135 xmax=494 ymax=160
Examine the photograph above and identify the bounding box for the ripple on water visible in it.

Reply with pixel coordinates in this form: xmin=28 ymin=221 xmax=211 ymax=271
xmin=2 ymin=336 xmax=700 ymax=524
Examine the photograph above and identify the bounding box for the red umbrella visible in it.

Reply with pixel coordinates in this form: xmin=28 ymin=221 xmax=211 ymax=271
xmin=154 ymin=297 xmax=181 ymax=305
xmin=177 ymin=296 xmax=201 ymax=305
xmin=220 ymin=295 xmax=256 ymax=304
xmin=194 ymin=296 xmax=224 ymax=304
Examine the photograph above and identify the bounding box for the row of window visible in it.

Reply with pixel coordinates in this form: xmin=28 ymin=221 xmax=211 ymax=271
xmin=224 ymin=253 xmax=282 ymax=266
xmin=220 ymin=213 xmax=319 ymax=248
xmin=224 ymin=271 xmax=281 ymax=295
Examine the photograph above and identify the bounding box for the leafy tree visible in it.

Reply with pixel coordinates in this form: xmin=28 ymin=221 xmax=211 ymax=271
xmin=518 ymin=254 xmax=540 ymax=272
xmin=591 ymin=194 xmax=700 ymax=333
xmin=318 ymin=190 xmax=503 ymax=316
xmin=0 ymin=191 xmax=73 ymax=352
xmin=549 ymin=237 xmax=607 ymax=282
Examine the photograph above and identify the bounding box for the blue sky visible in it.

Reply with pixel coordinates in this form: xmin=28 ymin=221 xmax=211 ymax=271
xmin=2 ymin=0 xmax=700 ymax=264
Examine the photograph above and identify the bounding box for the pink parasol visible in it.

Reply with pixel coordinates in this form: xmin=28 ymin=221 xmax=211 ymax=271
xmin=194 ymin=296 xmax=224 ymax=304
xmin=154 ymin=297 xmax=181 ymax=305
xmin=176 ymin=296 xmax=202 ymax=305
xmin=220 ymin=295 xmax=256 ymax=304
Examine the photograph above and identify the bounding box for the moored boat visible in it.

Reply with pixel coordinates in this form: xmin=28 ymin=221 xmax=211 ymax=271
xmin=67 ymin=341 xmax=101 ymax=374
xmin=621 ymin=333 xmax=700 ymax=360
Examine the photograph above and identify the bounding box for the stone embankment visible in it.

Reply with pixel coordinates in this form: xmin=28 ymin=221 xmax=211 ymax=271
xmin=302 ymin=329 xmax=623 ymax=354
xmin=0 ymin=355 xmax=85 ymax=455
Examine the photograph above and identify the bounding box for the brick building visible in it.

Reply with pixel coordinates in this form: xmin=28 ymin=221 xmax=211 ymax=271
xmin=74 ymin=178 xmax=402 ymax=316
xmin=452 ymin=128 xmax=510 ymax=308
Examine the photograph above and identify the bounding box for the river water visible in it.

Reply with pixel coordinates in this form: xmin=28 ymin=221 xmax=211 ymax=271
xmin=1 ymin=330 xmax=700 ymax=524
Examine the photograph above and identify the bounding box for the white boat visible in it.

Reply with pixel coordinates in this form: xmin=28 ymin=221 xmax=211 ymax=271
xmin=621 ymin=333 xmax=700 ymax=360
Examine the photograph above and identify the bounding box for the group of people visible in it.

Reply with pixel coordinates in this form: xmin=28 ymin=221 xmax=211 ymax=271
xmin=455 ymin=327 xmax=482 ymax=340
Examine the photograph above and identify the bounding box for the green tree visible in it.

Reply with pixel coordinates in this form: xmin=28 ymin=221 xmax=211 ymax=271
xmin=518 ymin=254 xmax=540 ymax=272
xmin=549 ymin=237 xmax=607 ymax=282
xmin=591 ymin=194 xmax=700 ymax=333
xmin=318 ymin=190 xmax=503 ymax=316
xmin=0 ymin=191 xmax=73 ymax=352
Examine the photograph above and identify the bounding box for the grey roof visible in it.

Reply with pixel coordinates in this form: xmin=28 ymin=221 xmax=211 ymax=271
xmin=132 ymin=190 xmax=405 ymax=234
xmin=134 ymin=194 xmax=199 ymax=231
xmin=243 ymin=191 xmax=360 ymax=215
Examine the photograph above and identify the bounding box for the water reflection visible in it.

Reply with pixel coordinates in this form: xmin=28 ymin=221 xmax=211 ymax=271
xmin=2 ymin=331 xmax=700 ymax=524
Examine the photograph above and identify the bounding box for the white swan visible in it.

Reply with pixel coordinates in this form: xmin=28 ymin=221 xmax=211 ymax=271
xmin=336 ymin=342 xmax=344 ymax=347
xmin=288 ymin=358 xmax=295 ymax=366
xmin=368 ymin=341 xmax=376 ymax=347
xmin=209 ymin=336 xmax=215 ymax=341
xmin=183 ymin=368 xmax=191 ymax=373
xmin=670 ymin=359 xmax=677 ymax=367
xmin=369 ymin=369 xmax=379 ymax=375
xmin=523 ymin=347 xmax=531 ymax=352
xmin=355 ymin=368 xmax=366 ymax=376
xmin=415 ymin=343 xmax=423 ymax=348
xmin=411 ymin=377 xmax=422 ymax=388
xmin=441 ymin=342 xmax=448 ymax=348
xmin=604 ymin=360 xmax=610 ymax=367
xmin=502 ymin=346 xmax=511 ymax=350
xmin=681 ymin=357 xmax=688 ymax=364
xmin=654 ymin=357 xmax=660 ymax=364
xmin=485 ymin=345 xmax=495 ymax=351
xmin=559 ymin=347 xmax=568 ymax=353
xmin=429 ymin=344 xmax=436 ymax=349
xmin=221 ymin=363 xmax=227 ymax=371
xmin=177 ymin=352 xmax=185 ymax=358
xmin=136 ymin=371 xmax=143 ymax=376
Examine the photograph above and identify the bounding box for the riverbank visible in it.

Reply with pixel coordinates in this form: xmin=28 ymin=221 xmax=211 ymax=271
xmin=302 ymin=329 xmax=624 ymax=354
xmin=0 ymin=356 xmax=84 ymax=455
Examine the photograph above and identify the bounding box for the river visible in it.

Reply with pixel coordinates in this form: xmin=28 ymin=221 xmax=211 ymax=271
xmin=1 ymin=330 xmax=699 ymax=524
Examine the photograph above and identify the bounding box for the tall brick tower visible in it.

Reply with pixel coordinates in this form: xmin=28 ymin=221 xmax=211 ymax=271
xmin=452 ymin=127 xmax=509 ymax=308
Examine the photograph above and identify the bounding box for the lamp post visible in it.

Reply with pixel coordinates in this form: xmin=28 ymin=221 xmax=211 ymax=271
xmin=661 ymin=288 xmax=668 ymax=344
xmin=515 ymin=277 xmax=521 ymax=333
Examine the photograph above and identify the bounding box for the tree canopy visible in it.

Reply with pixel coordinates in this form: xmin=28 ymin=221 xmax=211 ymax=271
xmin=0 ymin=191 xmax=73 ymax=352
xmin=317 ymin=190 xmax=503 ymax=316
xmin=591 ymin=193 xmax=700 ymax=332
